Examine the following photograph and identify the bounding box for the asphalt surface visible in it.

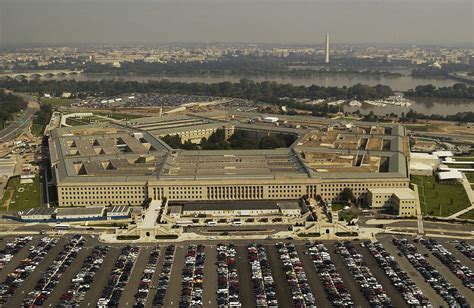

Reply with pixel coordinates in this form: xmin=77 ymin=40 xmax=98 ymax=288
xmin=0 ymin=99 xmax=38 ymax=142
xmin=0 ymin=234 xmax=472 ymax=307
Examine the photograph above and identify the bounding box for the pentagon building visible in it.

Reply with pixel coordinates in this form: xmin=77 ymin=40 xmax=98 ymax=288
xmin=49 ymin=112 xmax=410 ymax=207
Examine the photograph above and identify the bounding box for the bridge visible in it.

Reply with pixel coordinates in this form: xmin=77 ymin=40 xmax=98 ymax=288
xmin=0 ymin=70 xmax=83 ymax=80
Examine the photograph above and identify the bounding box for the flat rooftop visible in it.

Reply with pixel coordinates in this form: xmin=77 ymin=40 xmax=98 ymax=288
xmin=49 ymin=112 xmax=409 ymax=184
xmin=56 ymin=207 xmax=104 ymax=216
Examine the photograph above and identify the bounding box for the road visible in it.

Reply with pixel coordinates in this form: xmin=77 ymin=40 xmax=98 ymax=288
xmin=0 ymin=93 xmax=39 ymax=142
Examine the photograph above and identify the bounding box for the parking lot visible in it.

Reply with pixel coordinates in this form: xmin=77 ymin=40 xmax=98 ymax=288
xmin=0 ymin=234 xmax=472 ymax=307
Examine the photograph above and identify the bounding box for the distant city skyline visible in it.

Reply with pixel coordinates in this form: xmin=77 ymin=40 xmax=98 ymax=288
xmin=0 ymin=0 xmax=472 ymax=46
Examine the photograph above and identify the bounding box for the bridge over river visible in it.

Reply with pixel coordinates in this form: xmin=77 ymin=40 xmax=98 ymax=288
xmin=0 ymin=70 xmax=83 ymax=79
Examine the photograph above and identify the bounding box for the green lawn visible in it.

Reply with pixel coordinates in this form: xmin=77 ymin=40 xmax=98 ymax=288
xmin=411 ymin=175 xmax=470 ymax=217
xmin=339 ymin=210 xmax=358 ymax=223
xmin=466 ymin=173 xmax=474 ymax=183
xmin=40 ymin=97 xmax=75 ymax=106
xmin=459 ymin=210 xmax=474 ymax=220
xmin=446 ymin=164 xmax=474 ymax=169
xmin=330 ymin=202 xmax=348 ymax=211
xmin=453 ymin=156 xmax=474 ymax=162
xmin=403 ymin=124 xmax=437 ymax=132
xmin=1 ymin=176 xmax=41 ymax=211
xmin=31 ymin=123 xmax=45 ymax=137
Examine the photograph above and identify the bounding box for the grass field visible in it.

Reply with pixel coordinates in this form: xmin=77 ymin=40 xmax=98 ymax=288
xmin=30 ymin=124 xmax=45 ymax=137
xmin=40 ymin=97 xmax=75 ymax=106
xmin=459 ymin=210 xmax=474 ymax=220
xmin=411 ymin=175 xmax=470 ymax=217
xmin=330 ymin=202 xmax=347 ymax=211
xmin=403 ymin=124 xmax=437 ymax=132
xmin=338 ymin=210 xmax=358 ymax=223
xmin=446 ymin=163 xmax=474 ymax=169
xmin=0 ymin=176 xmax=41 ymax=211
xmin=465 ymin=173 xmax=474 ymax=183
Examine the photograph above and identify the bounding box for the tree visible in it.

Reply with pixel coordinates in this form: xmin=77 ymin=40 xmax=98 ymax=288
xmin=340 ymin=188 xmax=354 ymax=203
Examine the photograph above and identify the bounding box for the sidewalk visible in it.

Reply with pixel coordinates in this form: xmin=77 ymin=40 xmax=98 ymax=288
xmin=447 ymin=173 xmax=474 ymax=219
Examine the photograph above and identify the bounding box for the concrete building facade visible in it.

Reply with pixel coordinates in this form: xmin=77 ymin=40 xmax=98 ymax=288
xmin=49 ymin=113 xmax=410 ymax=208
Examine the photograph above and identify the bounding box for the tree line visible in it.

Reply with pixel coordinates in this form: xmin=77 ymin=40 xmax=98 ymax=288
xmin=0 ymin=90 xmax=26 ymax=128
xmin=0 ymin=78 xmax=394 ymax=103
xmin=405 ymin=83 xmax=474 ymax=99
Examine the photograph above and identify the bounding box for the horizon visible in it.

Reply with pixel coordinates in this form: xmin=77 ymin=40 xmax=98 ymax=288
xmin=1 ymin=0 xmax=472 ymax=47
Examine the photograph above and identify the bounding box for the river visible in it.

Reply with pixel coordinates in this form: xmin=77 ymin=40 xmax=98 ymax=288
xmin=49 ymin=73 xmax=473 ymax=116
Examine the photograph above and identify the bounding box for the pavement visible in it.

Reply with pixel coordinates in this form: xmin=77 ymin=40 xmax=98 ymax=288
xmin=0 ymin=99 xmax=39 ymax=143
xmin=0 ymin=233 xmax=472 ymax=307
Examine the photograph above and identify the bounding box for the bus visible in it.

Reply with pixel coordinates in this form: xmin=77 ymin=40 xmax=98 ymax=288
xmin=176 ymin=220 xmax=193 ymax=227
xmin=231 ymin=220 xmax=242 ymax=227
xmin=54 ymin=223 xmax=71 ymax=230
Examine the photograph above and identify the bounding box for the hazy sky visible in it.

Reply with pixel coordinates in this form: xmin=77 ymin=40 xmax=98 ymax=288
xmin=1 ymin=0 xmax=472 ymax=46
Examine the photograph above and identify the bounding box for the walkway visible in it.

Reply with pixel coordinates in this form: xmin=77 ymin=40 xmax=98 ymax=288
xmin=447 ymin=173 xmax=474 ymax=219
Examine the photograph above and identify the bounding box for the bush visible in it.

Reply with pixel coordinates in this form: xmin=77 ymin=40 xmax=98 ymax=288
xmin=116 ymin=235 xmax=140 ymax=240
xmin=155 ymin=234 xmax=179 ymax=239
xmin=297 ymin=232 xmax=321 ymax=237
xmin=335 ymin=232 xmax=358 ymax=237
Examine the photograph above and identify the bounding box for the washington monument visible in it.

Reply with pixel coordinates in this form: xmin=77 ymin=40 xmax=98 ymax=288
xmin=325 ymin=33 xmax=330 ymax=63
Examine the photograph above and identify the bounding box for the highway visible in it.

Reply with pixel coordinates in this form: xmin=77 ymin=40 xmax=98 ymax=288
xmin=0 ymin=93 xmax=39 ymax=142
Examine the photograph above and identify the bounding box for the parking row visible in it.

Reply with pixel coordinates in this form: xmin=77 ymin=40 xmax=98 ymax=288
xmin=0 ymin=237 xmax=58 ymax=305
xmin=276 ymin=242 xmax=316 ymax=307
xmin=306 ymin=242 xmax=353 ymax=307
xmin=22 ymin=235 xmax=85 ymax=306
xmin=335 ymin=241 xmax=392 ymax=307
xmin=133 ymin=245 xmax=161 ymax=307
xmin=216 ymin=244 xmax=242 ymax=307
xmin=0 ymin=236 xmax=33 ymax=271
xmin=456 ymin=241 xmax=474 ymax=261
xmin=364 ymin=241 xmax=430 ymax=307
xmin=58 ymin=245 xmax=109 ymax=307
xmin=393 ymin=238 xmax=469 ymax=307
xmin=152 ymin=245 xmax=175 ymax=307
xmin=420 ymin=238 xmax=474 ymax=291
xmin=180 ymin=244 xmax=206 ymax=307
xmin=98 ymin=245 xmax=140 ymax=307
xmin=247 ymin=244 xmax=278 ymax=307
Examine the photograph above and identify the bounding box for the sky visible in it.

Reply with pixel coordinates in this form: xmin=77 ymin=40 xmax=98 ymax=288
xmin=0 ymin=0 xmax=473 ymax=46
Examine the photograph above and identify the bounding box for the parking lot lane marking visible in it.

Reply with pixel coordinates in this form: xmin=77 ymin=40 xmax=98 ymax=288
xmin=118 ymin=247 xmax=151 ymax=308
xmin=202 ymin=245 xmax=216 ymax=308
xmin=264 ymin=244 xmax=295 ymax=308
xmin=354 ymin=244 xmax=408 ymax=308
xmin=81 ymin=246 xmax=121 ymax=307
xmin=443 ymin=240 xmax=474 ymax=268
xmin=235 ymin=244 xmax=257 ymax=308
xmin=0 ymin=237 xmax=41 ymax=283
xmin=42 ymin=247 xmax=92 ymax=307
xmin=143 ymin=245 xmax=166 ymax=308
xmin=326 ymin=243 xmax=370 ymax=308
xmin=379 ymin=237 xmax=445 ymax=307
xmin=163 ymin=246 xmax=185 ymax=307
xmin=413 ymin=240 xmax=473 ymax=301
xmin=5 ymin=238 xmax=67 ymax=308
xmin=294 ymin=244 xmax=333 ymax=308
